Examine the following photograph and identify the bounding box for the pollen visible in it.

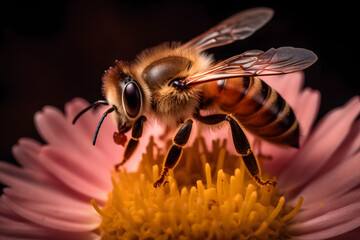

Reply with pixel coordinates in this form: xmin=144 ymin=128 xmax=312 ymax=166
xmin=92 ymin=137 xmax=302 ymax=239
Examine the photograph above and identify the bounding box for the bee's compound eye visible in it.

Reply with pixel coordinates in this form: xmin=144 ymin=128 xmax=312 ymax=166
xmin=123 ymin=82 xmax=141 ymax=118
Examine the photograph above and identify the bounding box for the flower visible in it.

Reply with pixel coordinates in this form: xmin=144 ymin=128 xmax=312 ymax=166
xmin=0 ymin=72 xmax=359 ymax=239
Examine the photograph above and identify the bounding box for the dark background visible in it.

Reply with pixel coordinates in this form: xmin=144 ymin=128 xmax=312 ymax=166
xmin=0 ymin=0 xmax=358 ymax=165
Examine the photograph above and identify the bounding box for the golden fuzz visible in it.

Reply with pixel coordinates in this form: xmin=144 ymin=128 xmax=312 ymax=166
xmin=133 ymin=42 xmax=213 ymax=79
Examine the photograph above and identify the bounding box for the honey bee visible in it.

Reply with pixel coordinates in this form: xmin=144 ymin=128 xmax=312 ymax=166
xmin=73 ymin=7 xmax=317 ymax=187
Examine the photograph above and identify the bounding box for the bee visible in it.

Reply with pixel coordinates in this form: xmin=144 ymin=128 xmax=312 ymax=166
xmin=73 ymin=7 xmax=317 ymax=187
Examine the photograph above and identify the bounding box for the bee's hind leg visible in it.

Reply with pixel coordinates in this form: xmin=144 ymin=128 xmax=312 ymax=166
xmin=193 ymin=112 xmax=276 ymax=187
xmin=225 ymin=115 xmax=276 ymax=187
xmin=154 ymin=119 xmax=193 ymax=187
xmin=115 ymin=116 xmax=147 ymax=170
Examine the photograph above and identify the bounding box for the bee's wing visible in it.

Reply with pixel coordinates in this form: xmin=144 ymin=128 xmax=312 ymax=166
xmin=185 ymin=47 xmax=318 ymax=87
xmin=180 ymin=7 xmax=274 ymax=52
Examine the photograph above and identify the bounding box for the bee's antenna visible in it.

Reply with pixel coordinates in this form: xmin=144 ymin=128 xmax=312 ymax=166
xmin=93 ymin=106 xmax=115 ymax=145
xmin=72 ymin=100 xmax=109 ymax=124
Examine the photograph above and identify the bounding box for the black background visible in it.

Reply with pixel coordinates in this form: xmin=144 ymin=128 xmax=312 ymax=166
xmin=0 ymin=0 xmax=358 ymax=165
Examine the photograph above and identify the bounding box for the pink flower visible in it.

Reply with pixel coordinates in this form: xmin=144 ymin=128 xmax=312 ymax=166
xmin=0 ymin=72 xmax=359 ymax=239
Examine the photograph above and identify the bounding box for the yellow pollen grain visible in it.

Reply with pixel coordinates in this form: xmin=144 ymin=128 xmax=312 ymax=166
xmin=94 ymin=136 xmax=303 ymax=240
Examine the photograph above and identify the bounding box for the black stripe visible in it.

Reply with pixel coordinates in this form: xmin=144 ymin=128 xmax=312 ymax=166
xmin=237 ymin=76 xmax=251 ymax=102
xmin=270 ymin=92 xmax=285 ymax=121
xmin=243 ymin=76 xmax=251 ymax=94
xmin=255 ymin=79 xmax=270 ymax=111
xmin=277 ymin=107 xmax=296 ymax=131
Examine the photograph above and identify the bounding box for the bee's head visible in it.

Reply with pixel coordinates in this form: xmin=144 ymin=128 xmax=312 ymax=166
xmin=73 ymin=60 xmax=149 ymax=146
xmin=102 ymin=60 xmax=146 ymax=133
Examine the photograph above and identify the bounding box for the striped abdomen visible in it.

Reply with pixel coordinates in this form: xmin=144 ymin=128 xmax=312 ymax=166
xmin=203 ymin=76 xmax=299 ymax=148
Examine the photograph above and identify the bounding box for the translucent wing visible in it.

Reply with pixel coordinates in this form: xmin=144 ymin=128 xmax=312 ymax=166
xmin=185 ymin=47 xmax=318 ymax=87
xmin=180 ymin=7 xmax=274 ymax=51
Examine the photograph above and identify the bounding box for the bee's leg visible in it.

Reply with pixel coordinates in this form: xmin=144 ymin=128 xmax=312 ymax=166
xmin=193 ymin=112 xmax=276 ymax=187
xmin=115 ymin=116 xmax=147 ymax=170
xmin=225 ymin=115 xmax=276 ymax=187
xmin=154 ymin=119 xmax=193 ymax=187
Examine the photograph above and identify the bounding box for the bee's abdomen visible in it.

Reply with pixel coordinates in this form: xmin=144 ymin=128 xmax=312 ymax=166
xmin=209 ymin=76 xmax=299 ymax=148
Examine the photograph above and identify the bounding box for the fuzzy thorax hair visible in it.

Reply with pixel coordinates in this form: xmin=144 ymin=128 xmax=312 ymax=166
xmin=102 ymin=42 xmax=214 ymax=128
xmin=134 ymin=42 xmax=214 ymax=126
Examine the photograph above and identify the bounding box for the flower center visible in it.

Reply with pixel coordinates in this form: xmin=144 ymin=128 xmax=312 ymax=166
xmin=92 ymin=136 xmax=302 ymax=239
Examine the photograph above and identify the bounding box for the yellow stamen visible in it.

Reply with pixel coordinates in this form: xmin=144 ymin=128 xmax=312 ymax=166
xmin=281 ymin=197 xmax=304 ymax=222
xmin=205 ymin=163 xmax=213 ymax=188
xmin=90 ymin=199 xmax=111 ymax=219
xmin=93 ymin=136 xmax=303 ymax=239
xmin=216 ymin=148 xmax=226 ymax=173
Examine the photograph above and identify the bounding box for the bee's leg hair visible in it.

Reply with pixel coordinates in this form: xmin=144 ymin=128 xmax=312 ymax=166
xmin=115 ymin=116 xmax=147 ymax=170
xmin=154 ymin=119 xmax=193 ymax=187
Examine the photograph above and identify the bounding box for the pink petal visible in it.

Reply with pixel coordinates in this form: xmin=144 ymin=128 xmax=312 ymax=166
xmin=0 ymin=162 xmax=101 ymax=227
xmin=0 ymin=162 xmax=91 ymax=206
xmin=64 ymin=98 xmax=98 ymax=141
xmin=4 ymin=188 xmax=100 ymax=225
xmin=0 ymin=198 xmax=25 ymax=222
xmin=294 ymin=187 xmax=360 ymax=222
xmin=288 ymin=202 xmax=360 ymax=238
xmin=294 ymin=88 xmax=321 ymax=144
xmin=0 ymin=162 xmax=52 ymax=190
xmin=0 ymin=215 xmax=99 ymax=240
xmin=11 ymin=138 xmax=42 ymax=171
xmin=40 ymin=145 xmax=112 ymax=188
xmin=37 ymin=146 xmax=110 ymax=202
xmin=290 ymin=214 xmax=360 ymax=240
xmin=0 ymin=217 xmax=99 ymax=240
xmin=2 ymin=195 xmax=98 ymax=232
xmin=0 ymin=162 xmax=66 ymax=200
xmin=3 ymin=187 xmax=98 ymax=218
xmin=315 ymin=119 xmax=360 ymax=176
xmin=35 ymin=105 xmax=120 ymax=169
xmin=64 ymin=98 xmax=119 ymax=151
xmin=0 ymin=215 xmax=98 ymax=240
xmin=35 ymin=106 xmax=78 ymax=146
xmin=327 ymin=227 xmax=360 ymax=240
xmin=295 ymin=151 xmax=360 ymax=206
xmin=279 ymin=96 xmax=360 ymax=191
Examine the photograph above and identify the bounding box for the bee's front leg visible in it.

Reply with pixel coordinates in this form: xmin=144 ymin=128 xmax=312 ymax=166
xmin=154 ymin=119 xmax=193 ymax=187
xmin=115 ymin=116 xmax=147 ymax=170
